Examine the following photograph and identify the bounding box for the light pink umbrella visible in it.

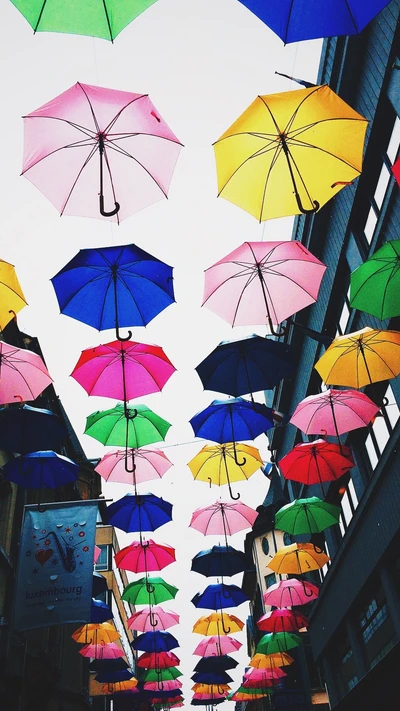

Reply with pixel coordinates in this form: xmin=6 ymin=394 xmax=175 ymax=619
xmin=244 ymin=667 xmax=286 ymax=681
xmin=79 ymin=642 xmax=125 ymax=659
xmin=263 ymin=579 xmax=319 ymax=608
xmin=144 ymin=680 xmax=183 ymax=691
xmin=0 ymin=341 xmax=52 ymax=405
xmin=22 ymin=82 xmax=183 ymax=223
xmin=115 ymin=539 xmax=176 ymax=573
xmin=193 ymin=635 xmax=242 ymax=656
xmin=290 ymin=388 xmax=380 ymax=438
xmin=95 ymin=447 xmax=173 ymax=486
xmin=189 ymin=501 xmax=258 ymax=546
xmin=127 ymin=606 xmax=180 ymax=632
xmin=202 ymin=241 xmax=326 ymax=334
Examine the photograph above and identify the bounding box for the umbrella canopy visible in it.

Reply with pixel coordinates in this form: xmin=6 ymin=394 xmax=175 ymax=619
xmin=95 ymin=669 xmax=134 ymax=683
xmin=290 ymin=389 xmax=380 ymax=437
xmin=0 ymin=341 xmax=52 ymax=405
xmin=188 ymin=442 xmax=263 ymax=500
xmin=92 ymin=572 xmax=108 ymax=598
xmin=191 ymin=697 xmax=225 ymax=705
xmin=85 ymin=403 xmax=171 ymax=449
xmin=191 ymin=671 xmax=233 ymax=685
xmin=72 ymin=623 xmax=120 ymax=645
xmin=350 ymin=240 xmax=400 ymax=320
xmin=101 ymin=680 xmax=138 ymax=694
xmin=249 ymin=652 xmax=294 ymax=669
xmin=203 ymin=241 xmax=326 ymax=333
xmin=278 ymin=439 xmax=354 ymax=486
xmin=95 ymin=447 xmax=173 ymax=485
xmin=131 ymin=631 xmax=179 ymax=653
xmin=192 ymin=684 xmax=231 ymax=694
xmin=194 ymin=655 xmax=239 ymax=673
xmin=195 ymin=334 xmax=295 ymax=396
xmin=193 ymin=612 xmax=244 ymax=636
xmin=122 ymin=576 xmax=178 ymax=606
xmin=2 ymin=450 xmax=78 ymax=489
xmin=193 ymin=635 xmax=242 ymax=656
xmin=79 ymin=642 xmax=125 ymax=659
xmin=11 ymin=0 xmax=157 ymax=41
xmin=23 ymin=83 xmax=182 ymax=223
xmin=263 ymin=579 xmax=319 ymax=607
xmin=238 ymin=0 xmax=391 ymax=42
xmin=191 ymin=545 xmax=251 ymax=578
xmin=0 ymin=404 xmax=66 ymax=454
xmin=269 ymin=543 xmax=329 ymax=574
xmin=115 ymin=539 xmax=175 ymax=573
xmin=255 ymin=632 xmax=302 ymax=655
xmin=0 ymin=259 xmax=27 ymax=330
xmin=257 ymin=609 xmax=308 ymax=634
xmin=90 ymin=599 xmax=113 ymax=624
xmin=89 ymin=658 xmax=130 ymax=673
xmin=244 ymin=666 xmax=286 ymax=681
xmin=213 ymin=86 xmax=367 ymax=222
xmin=127 ymin=606 xmax=179 ymax=632
xmin=191 ymin=583 xmax=248 ymax=610
xmin=144 ymin=680 xmax=183 ymax=691
xmin=136 ymin=651 xmax=180 ymax=669
xmin=189 ymin=501 xmax=258 ymax=540
xmin=143 ymin=668 xmax=182 ymax=682
xmin=275 ymin=497 xmax=341 ymax=535
xmin=190 ymin=397 xmax=274 ymax=445
xmin=314 ymin=327 xmax=400 ymax=388
xmin=106 ymin=494 xmax=172 ymax=534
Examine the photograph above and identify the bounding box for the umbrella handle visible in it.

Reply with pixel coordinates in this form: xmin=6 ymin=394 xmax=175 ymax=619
xmin=221 ymin=618 xmax=231 ymax=634
xmin=158 ymin=680 xmax=164 ymax=691
xmin=227 ymin=477 xmax=240 ymax=501
xmin=146 ymin=581 xmax=156 ymax=594
xmin=302 ymin=580 xmax=314 ymax=597
xmin=99 ymin=194 xmax=120 ymax=217
xmin=294 ymin=191 xmax=320 ymax=215
xmin=149 ymin=611 xmax=159 ymax=628
xmin=218 ymin=686 xmax=225 ymax=695
xmin=232 ymin=442 xmax=246 ymax=468
xmin=115 ymin=323 xmax=132 ymax=342
xmin=267 ymin=314 xmax=289 ymax=338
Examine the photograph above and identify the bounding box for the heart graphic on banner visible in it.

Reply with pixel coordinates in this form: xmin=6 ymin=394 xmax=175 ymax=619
xmin=35 ymin=548 xmax=54 ymax=566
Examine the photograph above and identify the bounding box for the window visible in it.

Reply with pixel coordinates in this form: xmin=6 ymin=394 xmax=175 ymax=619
xmin=261 ymin=537 xmax=270 ymax=556
xmin=336 ymin=481 xmax=359 ymax=540
xmin=94 ymin=544 xmax=110 ymax=571
xmin=358 ymin=585 xmax=394 ymax=669
xmin=364 ymin=385 xmax=399 ymax=472
xmin=264 ymin=573 xmax=276 ymax=589
xmin=331 ymin=632 xmax=359 ymax=698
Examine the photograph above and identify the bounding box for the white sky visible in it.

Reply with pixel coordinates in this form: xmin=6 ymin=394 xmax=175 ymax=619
xmin=0 ymin=0 xmax=322 ymax=705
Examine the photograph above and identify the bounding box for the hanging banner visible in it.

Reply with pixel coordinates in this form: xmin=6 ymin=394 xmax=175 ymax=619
xmin=13 ymin=500 xmax=98 ymax=631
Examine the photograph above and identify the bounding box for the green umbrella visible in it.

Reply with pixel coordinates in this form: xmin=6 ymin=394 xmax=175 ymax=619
xmin=122 ymin=576 xmax=178 ymax=606
xmin=275 ymin=497 xmax=340 ymax=535
xmin=255 ymin=632 xmax=301 ymax=655
xmin=350 ymin=240 xmax=400 ymax=320
xmin=228 ymin=687 xmax=273 ymax=698
xmin=85 ymin=403 xmax=171 ymax=448
xmin=11 ymin=0 xmax=157 ymax=42
xmin=143 ymin=668 xmax=183 ymax=682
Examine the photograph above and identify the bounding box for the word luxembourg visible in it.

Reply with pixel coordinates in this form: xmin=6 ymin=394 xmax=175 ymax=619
xmin=25 ymin=584 xmax=83 ymax=600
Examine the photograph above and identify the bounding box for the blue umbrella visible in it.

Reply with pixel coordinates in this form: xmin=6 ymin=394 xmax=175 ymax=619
xmin=196 ymin=335 xmax=294 ymax=399
xmin=94 ymin=670 xmax=134 ymax=683
xmin=131 ymin=630 xmax=179 ymax=653
xmin=2 ymin=450 xmax=78 ymax=489
xmin=238 ymin=0 xmax=391 ymax=43
xmin=191 ymin=583 xmax=248 ymax=611
xmin=92 ymin=572 xmax=108 ymax=598
xmin=191 ymin=545 xmax=252 ymax=578
xmin=191 ymin=671 xmax=233 ymax=685
xmin=191 ymin=699 xmax=225 ymax=706
xmin=193 ymin=655 xmax=239 ymax=673
xmin=89 ymin=658 xmax=130 ymax=673
xmin=51 ymin=243 xmax=175 ymax=341
xmin=105 ymin=493 xmax=173 ymax=534
xmin=0 ymin=404 xmax=67 ymax=454
xmin=90 ymin=598 xmax=113 ymax=623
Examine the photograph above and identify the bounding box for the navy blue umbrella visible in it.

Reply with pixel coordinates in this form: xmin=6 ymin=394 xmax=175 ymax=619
xmin=196 ymin=335 xmax=294 ymax=399
xmin=193 ymin=655 xmax=239 ymax=673
xmin=191 ymin=545 xmax=252 ymax=578
xmin=89 ymin=658 xmax=130 ymax=673
xmin=191 ymin=699 xmax=225 ymax=706
xmin=95 ymin=669 xmax=134 ymax=683
xmin=2 ymin=450 xmax=78 ymax=489
xmin=238 ymin=0 xmax=391 ymax=43
xmin=105 ymin=493 xmax=173 ymax=534
xmin=191 ymin=671 xmax=233 ymax=685
xmin=131 ymin=630 xmax=179 ymax=653
xmin=90 ymin=598 xmax=113 ymax=623
xmin=51 ymin=243 xmax=174 ymax=342
xmin=92 ymin=572 xmax=108 ymax=598
xmin=0 ymin=405 xmax=67 ymax=454
xmin=191 ymin=583 xmax=248 ymax=611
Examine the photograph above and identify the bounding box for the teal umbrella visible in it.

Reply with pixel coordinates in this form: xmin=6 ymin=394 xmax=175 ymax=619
xmin=255 ymin=632 xmax=301 ymax=655
xmin=350 ymin=240 xmax=400 ymax=320
xmin=275 ymin=497 xmax=340 ymax=535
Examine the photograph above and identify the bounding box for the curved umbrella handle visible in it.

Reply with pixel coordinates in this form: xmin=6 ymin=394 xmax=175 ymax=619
xmin=221 ymin=583 xmax=232 ymax=600
xmin=124 ymin=452 xmax=136 ymax=473
xmin=221 ymin=618 xmax=231 ymax=634
xmin=227 ymin=477 xmax=240 ymax=501
xmin=146 ymin=580 xmax=156 ymax=594
xmin=232 ymin=441 xmax=246 ymax=468
xmin=149 ymin=611 xmax=159 ymax=628
xmin=157 ymin=679 xmax=164 ymax=691
xmin=294 ymin=191 xmax=320 ymax=215
xmin=302 ymin=580 xmax=314 ymax=597
xmin=99 ymin=194 xmax=120 ymax=217
xmin=217 ymin=686 xmax=225 ymax=695
xmin=115 ymin=323 xmax=132 ymax=341
xmin=267 ymin=314 xmax=289 ymax=338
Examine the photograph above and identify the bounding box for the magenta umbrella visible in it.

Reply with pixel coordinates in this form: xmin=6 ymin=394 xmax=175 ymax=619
xmin=127 ymin=606 xmax=179 ymax=632
xmin=193 ymin=635 xmax=242 ymax=656
xmin=145 ymin=680 xmax=183 ymax=692
xmin=79 ymin=642 xmax=125 ymax=659
xmin=290 ymin=388 xmax=380 ymax=439
xmin=189 ymin=501 xmax=258 ymax=547
xmin=115 ymin=539 xmax=176 ymax=573
xmin=263 ymin=579 xmax=319 ymax=608
xmin=244 ymin=667 xmax=286 ymax=682
xmin=0 ymin=341 xmax=52 ymax=405
xmin=22 ymin=82 xmax=183 ymax=223
xmin=95 ymin=447 xmax=173 ymax=486
xmin=202 ymin=241 xmax=326 ymax=335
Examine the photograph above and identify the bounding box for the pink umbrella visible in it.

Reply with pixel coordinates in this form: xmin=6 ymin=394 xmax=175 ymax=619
xmin=79 ymin=642 xmax=125 ymax=659
xmin=0 ymin=341 xmax=52 ymax=405
xmin=127 ymin=606 xmax=180 ymax=632
xmin=22 ymin=82 xmax=183 ymax=223
xmin=71 ymin=340 xmax=176 ymax=401
xmin=144 ymin=680 xmax=183 ymax=691
xmin=290 ymin=388 xmax=380 ymax=438
xmin=244 ymin=667 xmax=286 ymax=681
xmin=115 ymin=539 xmax=176 ymax=573
xmin=95 ymin=447 xmax=173 ymax=486
xmin=189 ymin=501 xmax=258 ymax=546
xmin=193 ymin=635 xmax=242 ymax=656
xmin=263 ymin=579 xmax=319 ymax=608
xmin=202 ymin=241 xmax=326 ymax=335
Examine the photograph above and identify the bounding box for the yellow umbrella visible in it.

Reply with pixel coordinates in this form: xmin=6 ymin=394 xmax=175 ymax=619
xmin=71 ymin=622 xmax=120 ymax=645
xmin=214 ymin=84 xmax=367 ymax=222
xmin=188 ymin=442 xmax=263 ymax=500
xmin=192 ymin=684 xmax=231 ymax=694
xmin=193 ymin=612 xmax=244 ymax=636
xmin=0 ymin=259 xmax=28 ymax=330
xmin=249 ymin=653 xmax=294 ymax=669
xmin=101 ymin=680 xmax=138 ymax=694
xmin=315 ymin=326 xmax=400 ymax=388
xmin=269 ymin=543 xmax=329 ymax=575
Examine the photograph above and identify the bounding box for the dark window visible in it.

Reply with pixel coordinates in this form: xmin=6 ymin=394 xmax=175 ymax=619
xmin=331 ymin=632 xmax=358 ymax=698
xmin=261 ymin=537 xmax=270 ymax=556
xmin=358 ymin=585 xmax=394 ymax=669
xmin=265 ymin=573 xmax=276 ymax=589
xmin=95 ymin=544 xmax=110 ymax=572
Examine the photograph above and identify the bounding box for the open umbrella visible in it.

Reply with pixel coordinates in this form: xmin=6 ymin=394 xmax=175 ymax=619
xmin=249 ymin=652 xmax=294 ymax=669
xmin=23 ymin=83 xmax=182 ymax=223
xmin=188 ymin=442 xmax=263 ymax=500
xmin=92 ymin=572 xmax=108 ymax=598
xmin=192 ymin=684 xmax=231 ymax=694
xmin=191 ymin=671 xmax=233 ymax=685
xmin=90 ymin=599 xmax=113 ymax=624
xmin=0 ymin=259 xmax=27 ymax=330
xmin=314 ymin=327 xmax=400 ymax=388
xmin=122 ymin=576 xmax=178 ymax=606
xmin=79 ymin=642 xmax=125 ymax=659
xmin=11 ymin=0 xmax=157 ymax=41
xmin=0 ymin=404 xmax=67 ymax=454
xmin=52 ymin=243 xmax=175 ymax=341
xmin=131 ymin=631 xmax=179 ymax=653
xmin=193 ymin=612 xmax=244 ymax=636
xmin=214 ymin=85 xmax=367 ymax=221
xmin=72 ymin=622 xmax=120 ymax=645
xmin=95 ymin=446 xmax=173 ymax=486
xmin=255 ymin=631 xmax=302 ymax=655
xmin=136 ymin=651 xmax=180 ymax=669
xmin=106 ymin=494 xmax=172 ymax=535
xmin=350 ymin=240 xmax=400 ymax=320
xmin=95 ymin=669 xmax=134 ymax=683
xmin=101 ymin=680 xmax=138 ymax=694
xmin=145 ymin=680 xmax=183 ymax=692
xmin=194 ymin=656 xmax=239 ymax=673
xmin=2 ymin=450 xmax=78 ymax=489
xmin=278 ymin=439 xmax=354 ymax=488
xmin=244 ymin=666 xmax=287 ymax=682
xmin=143 ymin=668 xmax=182 ymax=682
xmin=191 ymin=545 xmax=251 ymax=578
xmin=127 ymin=606 xmax=179 ymax=632
xmin=193 ymin=635 xmax=242 ymax=656
xmin=191 ymin=583 xmax=248 ymax=611
xmin=275 ymin=497 xmax=340 ymax=535
xmin=257 ymin=609 xmax=309 ymax=634
xmin=0 ymin=341 xmax=52 ymax=405
xmin=263 ymin=578 xmax=319 ymax=607
xmin=269 ymin=543 xmax=329 ymax=574
xmin=115 ymin=539 xmax=175 ymax=573
xmin=89 ymin=658 xmax=130 ymax=673
xmin=189 ymin=501 xmax=258 ymax=544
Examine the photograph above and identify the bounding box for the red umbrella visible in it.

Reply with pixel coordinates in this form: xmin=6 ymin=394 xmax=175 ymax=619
xmin=278 ymin=439 xmax=354 ymax=486
xmin=263 ymin=579 xmax=319 ymax=607
xmin=115 ymin=539 xmax=176 ymax=574
xmin=392 ymin=156 xmax=400 ymax=186
xmin=257 ymin=609 xmax=308 ymax=633
xmin=137 ymin=651 xmax=180 ymax=669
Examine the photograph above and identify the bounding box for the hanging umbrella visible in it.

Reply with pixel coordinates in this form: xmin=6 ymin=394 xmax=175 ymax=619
xmin=0 ymin=404 xmax=67 ymax=454
xmin=23 ymin=83 xmax=182 ymax=223
xmin=275 ymin=497 xmax=340 ymax=535
xmin=192 ymin=684 xmax=231 ymax=694
xmin=92 ymin=572 xmax=108 ymax=598
xmin=195 ymin=334 xmax=295 ymax=397
xmin=90 ymin=599 xmax=113 ymax=624
xmin=290 ymin=388 xmax=380 ymax=439
xmin=350 ymin=240 xmax=400 ymax=320
xmin=11 ymin=0 xmax=157 ymax=41
xmin=115 ymin=539 xmax=175 ymax=573
xmin=269 ymin=543 xmax=329 ymax=574
xmin=244 ymin=666 xmax=286 ymax=681
xmin=79 ymin=642 xmax=125 ymax=659
xmin=2 ymin=450 xmax=78 ymax=489
xmin=255 ymin=632 xmax=302 ymax=655
xmin=191 ymin=671 xmax=233 ymax=685
xmin=188 ymin=442 xmax=263 ymax=500
xmin=193 ymin=635 xmax=242 ymax=656
xmin=105 ymin=494 xmax=172 ymax=535
xmin=122 ymin=576 xmax=178 ymax=606
xmin=95 ymin=447 xmax=173 ymax=486
xmin=191 ymin=545 xmax=251 ymax=578
xmin=191 ymin=697 xmax=225 ymax=705
xmin=193 ymin=655 xmax=239 ymax=673
xmin=144 ymin=680 xmax=183 ymax=692
xmin=189 ymin=501 xmax=258 ymax=544
xmin=143 ymin=668 xmax=182 ymax=682
xmin=0 ymin=342 xmax=52 ymax=405
xmin=101 ymin=680 xmax=138 ymax=694
xmin=314 ymin=327 xmax=400 ymax=388
xmin=213 ymin=85 xmax=367 ymax=222
xmin=257 ymin=609 xmax=308 ymax=634
xmin=191 ymin=583 xmax=248 ymax=610
xmin=131 ymin=631 xmax=179 ymax=653
xmin=229 ymin=687 xmax=272 ymax=700
xmin=0 ymin=259 xmax=27 ymax=330
xmin=85 ymin=403 xmax=171 ymax=451
xmin=72 ymin=623 xmax=120 ymax=645
xmin=193 ymin=612 xmax=244 ymax=636
xmin=278 ymin=439 xmax=354 ymax=488
xmin=89 ymin=658 xmax=130 ymax=673
xmin=95 ymin=670 xmax=134 ymax=683
xmin=263 ymin=579 xmax=319 ymax=607
xmin=136 ymin=651 xmax=180 ymax=669
xmin=249 ymin=652 xmax=294 ymax=669
xmin=127 ymin=606 xmax=179 ymax=632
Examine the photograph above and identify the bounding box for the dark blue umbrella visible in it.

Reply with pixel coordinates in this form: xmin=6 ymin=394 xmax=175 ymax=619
xmin=191 ymin=698 xmax=225 ymax=706
xmin=196 ymin=335 xmax=295 ymax=399
xmin=95 ymin=669 xmax=134 ymax=683
xmin=51 ymin=243 xmax=174 ymax=341
xmin=191 ymin=671 xmax=233 ymax=685
xmin=105 ymin=493 xmax=173 ymax=534
xmin=0 ymin=404 xmax=67 ymax=454
xmin=191 ymin=583 xmax=248 ymax=611
xmin=2 ymin=450 xmax=78 ymax=489
xmin=193 ymin=655 xmax=239 ymax=673
xmin=89 ymin=658 xmax=130 ymax=673
xmin=90 ymin=598 xmax=113 ymax=623
xmin=191 ymin=545 xmax=252 ymax=578
xmin=131 ymin=630 xmax=179 ymax=653
xmin=238 ymin=0 xmax=391 ymax=43
xmin=92 ymin=572 xmax=108 ymax=598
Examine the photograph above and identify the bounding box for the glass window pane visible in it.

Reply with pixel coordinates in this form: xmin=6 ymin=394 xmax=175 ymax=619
xmin=94 ymin=544 xmax=109 ymax=571
xmin=365 ymin=433 xmax=379 ymax=470
xmin=364 ymin=207 xmax=378 ymax=243
xmin=384 ymin=385 xmax=400 ymax=429
xmin=387 ymin=117 xmax=400 ymax=164
xmin=374 ymin=164 xmax=391 ymax=209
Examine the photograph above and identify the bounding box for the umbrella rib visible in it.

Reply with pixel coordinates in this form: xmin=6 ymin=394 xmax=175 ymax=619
xmin=285 ymin=134 xmax=363 ymax=173
xmin=287 ymin=116 xmax=367 ymax=141
xmin=101 ymin=144 xmax=121 ymax=225
xmin=259 ymin=143 xmax=285 ymax=222
xmin=21 ymin=136 xmax=98 ymax=175
xmin=103 ymin=94 xmax=149 ymax=134
xmin=60 ymin=144 xmax=99 ymax=215
xmin=103 ymin=140 xmax=169 ymax=198
xmin=0 ymin=359 xmax=37 ymax=399
xmin=216 ymin=138 xmax=283 ymax=196
xmin=351 ymin=261 xmax=399 ymax=302
xmin=281 ymin=85 xmax=325 ymax=134
xmin=22 ymin=114 xmax=98 ymax=140
xmin=77 ymin=83 xmax=101 ymax=134
xmin=231 ymin=271 xmax=260 ymax=327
